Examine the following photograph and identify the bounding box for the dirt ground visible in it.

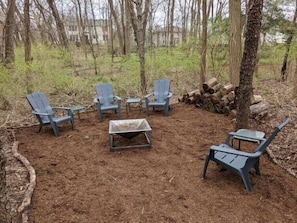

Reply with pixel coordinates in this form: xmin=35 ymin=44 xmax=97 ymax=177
xmin=12 ymin=101 xmax=297 ymax=223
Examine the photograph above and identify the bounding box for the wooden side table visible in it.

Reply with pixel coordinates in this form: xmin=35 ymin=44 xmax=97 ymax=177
xmin=126 ymin=98 xmax=142 ymax=114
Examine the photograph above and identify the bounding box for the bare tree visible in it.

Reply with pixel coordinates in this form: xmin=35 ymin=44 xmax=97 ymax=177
xmin=229 ymin=0 xmax=242 ymax=86
xmin=121 ymin=0 xmax=131 ymax=54
xmin=47 ymin=0 xmax=69 ymax=49
xmin=281 ymin=0 xmax=297 ymax=81
xmin=236 ymin=0 xmax=263 ymax=130
xmin=189 ymin=0 xmax=201 ymax=39
xmin=128 ymin=0 xmax=151 ymax=95
xmin=4 ymin=0 xmax=15 ymax=64
xmin=24 ymin=0 xmax=33 ymax=93
xmin=84 ymin=0 xmax=99 ymax=75
xmin=32 ymin=0 xmax=55 ymax=44
xmin=200 ymin=0 xmax=207 ymax=87
xmin=169 ymin=0 xmax=175 ymax=47
xmin=72 ymin=0 xmax=88 ymax=58
xmin=108 ymin=0 xmax=125 ymax=55
xmin=24 ymin=0 xmax=31 ymax=63
xmin=179 ymin=0 xmax=189 ymax=43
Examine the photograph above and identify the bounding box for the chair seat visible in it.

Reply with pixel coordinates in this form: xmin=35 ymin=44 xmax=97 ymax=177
xmin=53 ymin=115 xmax=73 ymax=124
xmin=148 ymin=101 xmax=166 ymax=106
xmin=214 ymin=151 xmax=248 ymax=170
xmin=100 ymin=105 xmax=119 ymax=110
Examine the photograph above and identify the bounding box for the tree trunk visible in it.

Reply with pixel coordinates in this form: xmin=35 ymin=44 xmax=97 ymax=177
xmin=236 ymin=0 xmax=263 ymax=130
xmin=293 ymin=51 xmax=297 ymax=98
xmin=75 ymin=0 xmax=88 ymax=59
xmin=229 ymin=0 xmax=241 ymax=86
xmin=124 ymin=0 xmax=131 ymax=54
xmin=4 ymin=0 xmax=15 ymax=64
xmin=200 ymin=0 xmax=207 ymax=87
xmin=129 ymin=0 xmax=150 ymax=96
xmin=86 ymin=0 xmax=99 ymax=75
xmin=281 ymin=1 xmax=297 ymax=81
xmin=170 ymin=0 xmax=175 ymax=47
xmin=24 ymin=0 xmax=33 ymax=94
xmin=108 ymin=0 xmax=125 ymax=55
xmin=47 ymin=0 xmax=69 ymax=49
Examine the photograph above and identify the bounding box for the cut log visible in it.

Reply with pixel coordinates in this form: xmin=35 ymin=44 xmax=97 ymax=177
xmin=187 ymin=89 xmax=200 ymax=98
xmin=178 ymin=97 xmax=185 ymax=102
xmin=228 ymin=101 xmax=237 ymax=110
xmin=210 ymin=91 xmax=222 ymax=104
xmin=186 ymin=96 xmax=195 ymax=104
xmin=214 ymin=103 xmax=223 ymax=113
xmin=249 ymin=101 xmax=269 ymax=118
xmin=234 ymin=86 xmax=240 ymax=97
xmin=219 ymin=95 xmax=230 ymax=107
xmin=250 ymin=95 xmax=263 ymax=105
xmin=227 ymin=91 xmax=235 ymax=102
xmin=209 ymin=83 xmax=223 ymax=94
xmin=203 ymin=77 xmax=218 ymax=92
xmin=223 ymin=106 xmax=230 ymax=116
xmin=229 ymin=109 xmax=237 ymax=118
xmin=220 ymin=83 xmax=234 ymax=96
xmin=182 ymin=78 xmax=264 ymax=122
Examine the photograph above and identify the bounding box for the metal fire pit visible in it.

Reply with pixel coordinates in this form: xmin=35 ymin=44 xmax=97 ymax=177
xmin=109 ymin=119 xmax=152 ymax=151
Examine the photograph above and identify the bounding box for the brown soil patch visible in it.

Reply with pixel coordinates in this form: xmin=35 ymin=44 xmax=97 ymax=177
xmin=12 ymin=103 xmax=297 ymax=222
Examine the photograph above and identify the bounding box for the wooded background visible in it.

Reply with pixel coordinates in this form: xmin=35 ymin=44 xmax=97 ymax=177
xmin=0 ymin=0 xmax=296 ymax=127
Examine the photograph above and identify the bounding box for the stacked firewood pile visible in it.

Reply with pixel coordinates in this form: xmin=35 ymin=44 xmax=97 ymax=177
xmin=179 ymin=77 xmax=269 ymax=119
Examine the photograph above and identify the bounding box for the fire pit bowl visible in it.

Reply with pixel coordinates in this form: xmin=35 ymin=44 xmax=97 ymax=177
xmin=109 ymin=119 xmax=151 ymax=139
xmin=109 ymin=119 xmax=152 ymax=151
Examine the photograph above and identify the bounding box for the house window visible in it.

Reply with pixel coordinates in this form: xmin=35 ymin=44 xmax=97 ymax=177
xmin=69 ymin=26 xmax=77 ymax=31
xmin=69 ymin=35 xmax=78 ymax=41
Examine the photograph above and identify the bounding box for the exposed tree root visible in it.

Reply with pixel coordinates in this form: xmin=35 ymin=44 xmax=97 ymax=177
xmin=12 ymin=141 xmax=36 ymax=223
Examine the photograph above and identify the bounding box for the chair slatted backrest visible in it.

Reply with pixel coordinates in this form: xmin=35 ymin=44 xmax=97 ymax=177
xmin=26 ymin=93 xmax=54 ymax=123
xmin=254 ymin=118 xmax=290 ymax=154
xmin=95 ymin=83 xmax=114 ymax=106
xmin=154 ymin=79 xmax=170 ymax=103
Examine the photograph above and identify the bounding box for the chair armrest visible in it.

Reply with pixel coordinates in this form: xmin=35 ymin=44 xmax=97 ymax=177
xmin=210 ymin=145 xmax=261 ymax=158
xmin=145 ymin=93 xmax=153 ymax=99
xmin=114 ymin=95 xmax=122 ymax=101
xmin=94 ymin=97 xmax=104 ymax=105
xmin=52 ymin=106 xmax=73 ymax=116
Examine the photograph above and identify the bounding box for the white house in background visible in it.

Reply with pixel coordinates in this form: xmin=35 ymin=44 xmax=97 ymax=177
xmin=65 ymin=19 xmax=109 ymax=45
xmin=261 ymin=31 xmax=285 ymax=44
xmin=151 ymin=26 xmax=183 ymax=47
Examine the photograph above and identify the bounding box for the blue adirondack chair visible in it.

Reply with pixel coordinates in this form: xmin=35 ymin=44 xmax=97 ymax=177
xmin=202 ymin=118 xmax=289 ymax=191
xmin=26 ymin=93 xmax=75 ymax=137
xmin=145 ymin=79 xmax=173 ymax=116
xmin=93 ymin=83 xmax=122 ymax=120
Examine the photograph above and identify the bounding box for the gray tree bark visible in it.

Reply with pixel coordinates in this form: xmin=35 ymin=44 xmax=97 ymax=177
xmin=47 ymin=0 xmax=69 ymax=49
xmin=4 ymin=0 xmax=15 ymax=64
xmin=236 ymin=0 xmax=263 ymax=130
xmin=200 ymin=0 xmax=207 ymax=87
xmin=229 ymin=0 xmax=242 ymax=86
xmin=129 ymin=0 xmax=151 ymax=95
